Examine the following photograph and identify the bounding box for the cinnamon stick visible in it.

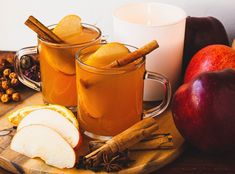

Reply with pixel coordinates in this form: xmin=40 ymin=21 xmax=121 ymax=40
xmin=130 ymin=133 xmax=174 ymax=150
xmin=104 ymin=40 xmax=159 ymax=68
xmin=25 ymin=16 xmax=64 ymax=43
xmin=88 ymin=133 xmax=174 ymax=151
xmin=80 ymin=40 xmax=159 ymax=89
xmin=83 ymin=117 xmax=159 ymax=167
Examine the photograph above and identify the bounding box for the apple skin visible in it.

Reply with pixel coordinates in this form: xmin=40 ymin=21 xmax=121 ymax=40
xmin=74 ymin=131 xmax=83 ymax=151
xmin=172 ymin=69 xmax=235 ymax=153
xmin=184 ymin=45 xmax=235 ymax=83
xmin=182 ymin=16 xmax=229 ymax=76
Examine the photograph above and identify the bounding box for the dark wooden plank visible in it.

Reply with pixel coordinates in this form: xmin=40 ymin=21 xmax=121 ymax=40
xmin=0 ymin=167 xmax=13 ymax=174
xmin=155 ymin=144 xmax=235 ymax=174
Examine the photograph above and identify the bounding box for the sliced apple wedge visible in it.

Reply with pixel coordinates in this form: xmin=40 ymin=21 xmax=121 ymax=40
xmin=85 ymin=42 xmax=130 ymax=67
xmin=11 ymin=125 xmax=76 ymax=169
xmin=42 ymin=15 xmax=83 ymax=74
xmin=17 ymin=109 xmax=79 ymax=148
xmin=53 ymin=15 xmax=82 ymax=44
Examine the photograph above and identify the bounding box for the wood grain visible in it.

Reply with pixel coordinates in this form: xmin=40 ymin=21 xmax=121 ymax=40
xmin=156 ymin=144 xmax=235 ymax=174
xmin=0 ymin=167 xmax=12 ymax=174
xmin=0 ymin=92 xmax=184 ymax=174
xmin=2 ymin=146 xmax=235 ymax=174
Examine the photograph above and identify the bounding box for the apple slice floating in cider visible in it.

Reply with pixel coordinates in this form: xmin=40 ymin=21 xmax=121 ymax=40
xmin=11 ymin=125 xmax=76 ymax=169
xmin=43 ymin=15 xmax=83 ymax=75
xmin=85 ymin=42 xmax=130 ymax=67
xmin=53 ymin=15 xmax=82 ymax=44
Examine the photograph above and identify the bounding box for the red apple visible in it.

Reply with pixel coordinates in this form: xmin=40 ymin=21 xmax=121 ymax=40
xmin=172 ymin=69 xmax=235 ymax=153
xmin=184 ymin=44 xmax=235 ymax=83
xmin=182 ymin=16 xmax=229 ymax=75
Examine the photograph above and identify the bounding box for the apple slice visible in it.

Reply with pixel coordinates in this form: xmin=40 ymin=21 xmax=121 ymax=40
xmin=53 ymin=15 xmax=82 ymax=44
xmin=17 ymin=109 xmax=79 ymax=148
xmin=8 ymin=104 xmax=79 ymax=128
xmin=11 ymin=125 xmax=76 ymax=169
xmin=43 ymin=15 xmax=83 ymax=75
xmin=85 ymin=42 xmax=130 ymax=67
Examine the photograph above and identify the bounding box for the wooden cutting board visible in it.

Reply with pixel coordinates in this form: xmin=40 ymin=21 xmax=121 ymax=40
xmin=0 ymin=92 xmax=184 ymax=174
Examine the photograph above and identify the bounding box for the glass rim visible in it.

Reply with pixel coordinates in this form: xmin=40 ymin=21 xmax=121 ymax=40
xmin=75 ymin=43 xmax=145 ymax=74
xmin=38 ymin=23 xmax=102 ymax=48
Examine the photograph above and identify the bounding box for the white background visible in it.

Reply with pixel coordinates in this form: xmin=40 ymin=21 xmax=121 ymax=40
xmin=0 ymin=0 xmax=234 ymax=51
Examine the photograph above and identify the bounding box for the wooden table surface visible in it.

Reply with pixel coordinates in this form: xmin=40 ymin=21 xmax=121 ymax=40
xmin=1 ymin=51 xmax=235 ymax=174
xmin=1 ymin=144 xmax=235 ymax=174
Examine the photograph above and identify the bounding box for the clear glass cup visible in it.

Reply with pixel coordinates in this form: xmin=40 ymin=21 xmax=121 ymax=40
xmin=75 ymin=43 xmax=171 ymax=139
xmin=15 ymin=23 xmax=102 ymax=111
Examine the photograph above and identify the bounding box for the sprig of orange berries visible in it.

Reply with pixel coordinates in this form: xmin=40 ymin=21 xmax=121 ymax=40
xmin=0 ymin=57 xmax=21 ymax=103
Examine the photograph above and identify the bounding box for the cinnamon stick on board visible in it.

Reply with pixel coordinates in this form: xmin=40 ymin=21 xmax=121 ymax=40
xmin=130 ymin=133 xmax=174 ymax=150
xmin=25 ymin=16 xmax=64 ymax=43
xmin=89 ymin=133 xmax=174 ymax=151
xmin=83 ymin=117 xmax=159 ymax=167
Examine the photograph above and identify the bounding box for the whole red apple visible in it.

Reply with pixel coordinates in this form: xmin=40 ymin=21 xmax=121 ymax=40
xmin=184 ymin=45 xmax=235 ymax=83
xmin=182 ymin=16 xmax=229 ymax=75
xmin=172 ymin=69 xmax=235 ymax=153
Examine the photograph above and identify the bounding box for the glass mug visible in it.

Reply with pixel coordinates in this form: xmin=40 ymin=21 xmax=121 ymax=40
xmin=15 ymin=24 xmax=102 ymax=111
xmin=113 ymin=2 xmax=186 ymax=101
xmin=75 ymin=43 xmax=171 ymax=139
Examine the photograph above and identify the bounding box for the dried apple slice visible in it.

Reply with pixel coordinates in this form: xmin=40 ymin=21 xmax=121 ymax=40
xmin=11 ymin=125 xmax=76 ymax=169
xmin=17 ymin=109 xmax=80 ymax=148
xmin=85 ymin=42 xmax=130 ymax=67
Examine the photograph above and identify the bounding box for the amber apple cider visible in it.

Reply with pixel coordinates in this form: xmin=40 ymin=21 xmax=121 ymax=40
xmin=76 ymin=48 xmax=145 ymax=136
xmin=38 ymin=26 xmax=100 ymax=107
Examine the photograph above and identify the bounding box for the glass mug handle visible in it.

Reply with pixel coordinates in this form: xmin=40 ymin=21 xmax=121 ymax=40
xmin=143 ymin=71 xmax=172 ymax=118
xmin=15 ymin=46 xmax=41 ymax=91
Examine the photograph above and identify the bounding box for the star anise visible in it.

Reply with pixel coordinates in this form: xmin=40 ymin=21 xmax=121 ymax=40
xmin=101 ymin=153 xmax=123 ymax=172
xmin=77 ymin=150 xmax=133 ymax=172
xmin=100 ymin=151 xmax=133 ymax=172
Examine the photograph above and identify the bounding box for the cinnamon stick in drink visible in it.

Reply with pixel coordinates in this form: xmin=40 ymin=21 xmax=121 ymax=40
xmin=104 ymin=40 xmax=159 ymax=68
xmin=25 ymin=16 xmax=64 ymax=43
xmin=80 ymin=40 xmax=159 ymax=88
